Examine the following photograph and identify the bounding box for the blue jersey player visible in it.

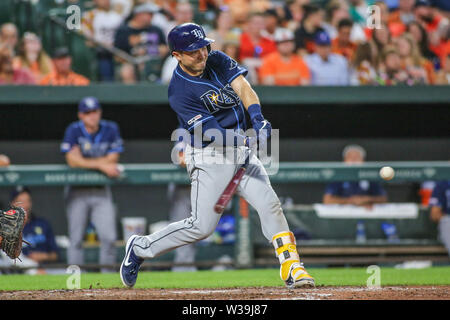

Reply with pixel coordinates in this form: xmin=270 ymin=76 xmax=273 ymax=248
xmin=429 ymin=181 xmax=450 ymax=257
xmin=62 ymin=96 xmax=123 ymax=271
xmin=120 ymin=23 xmax=315 ymax=288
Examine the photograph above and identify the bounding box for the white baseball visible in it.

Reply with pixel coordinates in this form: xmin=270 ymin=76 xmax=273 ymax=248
xmin=379 ymin=166 xmax=395 ymax=180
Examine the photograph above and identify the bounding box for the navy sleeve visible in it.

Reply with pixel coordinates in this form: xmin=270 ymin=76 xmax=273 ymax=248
xmin=324 ymin=182 xmax=341 ymax=196
xmin=114 ymin=25 xmax=131 ymax=53
xmin=294 ymin=28 xmax=306 ymax=50
xmin=43 ymin=221 xmax=59 ymax=254
xmin=169 ymin=93 xmax=215 ymax=132
xmin=107 ymin=122 xmax=124 ymax=154
xmin=207 ymin=51 xmax=248 ymax=85
xmin=60 ymin=124 xmax=78 ymax=154
xmin=429 ymin=182 xmax=445 ymax=208
xmin=156 ymin=26 xmax=166 ymax=45
xmin=369 ymin=182 xmax=387 ymax=196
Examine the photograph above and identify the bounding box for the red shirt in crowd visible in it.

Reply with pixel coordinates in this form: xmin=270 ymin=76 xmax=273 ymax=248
xmin=0 ymin=68 xmax=36 ymax=85
xmin=239 ymin=32 xmax=277 ymax=61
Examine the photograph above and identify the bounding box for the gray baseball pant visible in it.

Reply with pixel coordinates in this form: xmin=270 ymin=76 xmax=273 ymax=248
xmin=168 ymin=183 xmax=197 ymax=271
xmin=439 ymin=215 xmax=450 ymax=257
xmin=65 ymin=187 xmax=117 ymax=267
xmin=133 ymin=145 xmax=289 ymax=259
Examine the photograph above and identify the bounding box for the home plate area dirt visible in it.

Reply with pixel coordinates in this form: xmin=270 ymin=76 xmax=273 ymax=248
xmin=1 ymin=286 xmax=449 ymax=300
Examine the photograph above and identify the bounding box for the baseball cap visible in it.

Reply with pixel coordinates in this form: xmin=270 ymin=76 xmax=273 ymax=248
xmin=314 ymin=31 xmax=331 ymax=46
xmin=133 ymin=3 xmax=160 ymax=15
xmin=78 ymin=96 xmax=101 ymax=113
xmin=415 ymin=0 xmax=430 ymax=7
xmin=10 ymin=186 xmax=31 ymax=202
xmin=274 ymin=28 xmax=295 ymax=43
xmin=52 ymin=47 xmax=70 ymax=59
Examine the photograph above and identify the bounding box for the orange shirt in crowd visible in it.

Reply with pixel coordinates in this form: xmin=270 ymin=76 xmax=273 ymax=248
xmin=388 ymin=10 xmax=401 ymax=25
xmin=259 ymin=52 xmax=310 ymax=86
xmin=423 ymin=59 xmax=436 ymax=84
xmin=239 ymin=32 xmax=277 ymax=61
xmin=39 ymin=71 xmax=90 ymax=86
xmin=331 ymin=38 xmax=357 ymax=61
xmin=386 ymin=11 xmax=410 ymax=35
xmin=440 ymin=40 xmax=450 ymax=68
xmin=423 ymin=14 xmax=448 ymax=57
xmin=13 ymin=57 xmax=54 ymax=83
xmin=364 ymin=22 xmax=406 ymax=40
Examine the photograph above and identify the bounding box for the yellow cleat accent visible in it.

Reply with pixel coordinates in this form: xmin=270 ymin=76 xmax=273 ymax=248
xmin=287 ymin=266 xmax=315 ymax=288
xmin=272 ymin=231 xmax=316 ymax=289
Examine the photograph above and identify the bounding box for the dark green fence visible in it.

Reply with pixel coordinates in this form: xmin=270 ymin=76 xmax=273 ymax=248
xmin=1 ymin=161 xmax=449 ymax=186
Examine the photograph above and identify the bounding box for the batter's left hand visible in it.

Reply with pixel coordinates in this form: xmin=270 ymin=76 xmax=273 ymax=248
xmin=254 ymin=119 xmax=272 ymax=152
xmin=252 ymin=119 xmax=272 ymax=139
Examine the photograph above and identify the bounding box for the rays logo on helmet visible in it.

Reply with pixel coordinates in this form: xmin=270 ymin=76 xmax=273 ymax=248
xmin=191 ymin=29 xmax=204 ymax=39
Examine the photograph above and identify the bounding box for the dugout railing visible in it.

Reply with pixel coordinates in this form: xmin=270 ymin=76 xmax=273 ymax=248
xmin=0 ymin=161 xmax=449 ymax=271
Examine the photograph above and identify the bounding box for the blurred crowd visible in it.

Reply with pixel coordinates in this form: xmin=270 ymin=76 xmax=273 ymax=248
xmin=0 ymin=0 xmax=449 ymax=85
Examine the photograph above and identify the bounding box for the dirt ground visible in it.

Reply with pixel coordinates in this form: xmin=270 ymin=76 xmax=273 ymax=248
xmin=1 ymin=286 xmax=449 ymax=300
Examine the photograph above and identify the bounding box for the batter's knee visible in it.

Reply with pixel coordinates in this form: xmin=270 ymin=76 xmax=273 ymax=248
xmin=188 ymin=220 xmax=217 ymax=242
xmin=256 ymin=193 xmax=283 ymax=216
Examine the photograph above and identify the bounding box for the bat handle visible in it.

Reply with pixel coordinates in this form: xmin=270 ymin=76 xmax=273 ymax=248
xmin=214 ymin=167 xmax=247 ymax=214
xmin=214 ymin=204 xmax=225 ymax=214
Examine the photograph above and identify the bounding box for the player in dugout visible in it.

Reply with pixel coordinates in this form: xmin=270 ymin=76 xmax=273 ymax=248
xmin=9 ymin=186 xmax=59 ymax=265
xmin=323 ymin=144 xmax=388 ymax=208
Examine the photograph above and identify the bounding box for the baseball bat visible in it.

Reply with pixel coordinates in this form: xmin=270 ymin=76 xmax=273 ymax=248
xmin=214 ymin=154 xmax=250 ymax=214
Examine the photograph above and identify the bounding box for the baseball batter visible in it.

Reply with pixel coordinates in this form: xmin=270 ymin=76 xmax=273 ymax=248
xmin=120 ymin=23 xmax=315 ymax=288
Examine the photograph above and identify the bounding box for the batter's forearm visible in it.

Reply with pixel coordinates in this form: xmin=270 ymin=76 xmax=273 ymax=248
xmin=240 ymin=83 xmax=260 ymax=110
xmin=231 ymin=75 xmax=260 ymax=109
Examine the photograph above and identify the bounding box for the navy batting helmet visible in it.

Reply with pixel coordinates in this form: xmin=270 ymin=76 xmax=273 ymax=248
xmin=168 ymin=23 xmax=214 ymax=53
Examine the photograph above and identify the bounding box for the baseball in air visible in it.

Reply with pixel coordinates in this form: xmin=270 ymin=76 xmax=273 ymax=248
xmin=380 ymin=166 xmax=395 ymax=180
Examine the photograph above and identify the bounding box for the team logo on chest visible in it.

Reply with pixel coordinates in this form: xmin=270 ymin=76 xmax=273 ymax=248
xmin=200 ymin=84 xmax=241 ymax=113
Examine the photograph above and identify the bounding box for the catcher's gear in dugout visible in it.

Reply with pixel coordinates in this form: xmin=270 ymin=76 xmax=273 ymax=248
xmin=0 ymin=207 xmax=29 ymax=259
